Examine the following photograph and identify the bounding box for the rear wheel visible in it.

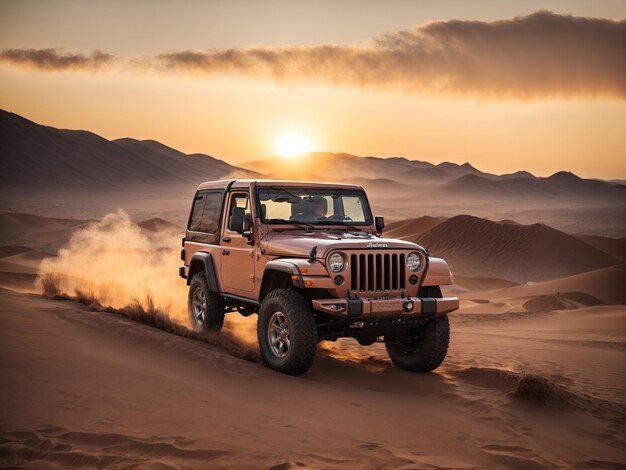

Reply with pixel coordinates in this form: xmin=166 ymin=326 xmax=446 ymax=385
xmin=385 ymin=315 xmax=450 ymax=372
xmin=188 ymin=272 xmax=225 ymax=332
xmin=257 ymin=289 xmax=317 ymax=375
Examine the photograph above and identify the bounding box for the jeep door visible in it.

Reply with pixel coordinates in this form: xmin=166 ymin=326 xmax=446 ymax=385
xmin=221 ymin=191 xmax=255 ymax=294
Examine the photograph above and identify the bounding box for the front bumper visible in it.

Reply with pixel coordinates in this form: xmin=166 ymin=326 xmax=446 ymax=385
xmin=312 ymin=296 xmax=459 ymax=319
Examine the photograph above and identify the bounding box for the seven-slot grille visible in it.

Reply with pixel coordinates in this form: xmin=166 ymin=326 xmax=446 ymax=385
xmin=349 ymin=253 xmax=406 ymax=293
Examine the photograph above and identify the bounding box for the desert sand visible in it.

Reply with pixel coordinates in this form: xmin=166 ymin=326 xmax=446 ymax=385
xmin=0 ymin=210 xmax=625 ymax=468
xmin=1 ymin=111 xmax=625 ymax=468
xmin=1 ymin=286 xmax=624 ymax=469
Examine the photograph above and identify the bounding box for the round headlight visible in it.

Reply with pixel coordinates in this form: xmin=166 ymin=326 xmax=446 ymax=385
xmin=406 ymin=252 xmax=422 ymax=272
xmin=328 ymin=252 xmax=346 ymax=272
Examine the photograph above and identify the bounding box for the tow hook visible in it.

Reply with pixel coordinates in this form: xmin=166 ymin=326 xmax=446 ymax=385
xmin=349 ymin=321 xmax=364 ymax=329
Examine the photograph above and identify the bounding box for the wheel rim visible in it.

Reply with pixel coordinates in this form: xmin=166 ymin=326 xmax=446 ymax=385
xmin=268 ymin=311 xmax=290 ymax=358
xmin=192 ymin=287 xmax=206 ymax=325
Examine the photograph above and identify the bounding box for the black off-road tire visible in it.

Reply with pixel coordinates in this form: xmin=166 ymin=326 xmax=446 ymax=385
xmin=188 ymin=272 xmax=225 ymax=332
xmin=257 ymin=289 xmax=317 ymax=375
xmin=385 ymin=315 xmax=450 ymax=372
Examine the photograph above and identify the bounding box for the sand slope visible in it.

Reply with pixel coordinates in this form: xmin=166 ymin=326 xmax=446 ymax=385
xmin=383 ymin=216 xmax=447 ymax=240
xmin=0 ymin=110 xmax=251 ymax=194
xmin=0 ymin=289 xmax=624 ymax=468
xmin=576 ymin=234 xmax=626 ymax=261
xmin=243 ymin=152 xmax=486 ymax=185
xmin=137 ymin=217 xmax=183 ymax=233
xmin=2 ymin=109 xmax=624 ymax=237
xmin=467 ymin=264 xmax=626 ymax=305
xmin=0 ymin=212 xmax=92 ymax=251
xmin=417 ymin=215 xmax=620 ymax=282
xmin=445 ymin=171 xmax=623 ymax=198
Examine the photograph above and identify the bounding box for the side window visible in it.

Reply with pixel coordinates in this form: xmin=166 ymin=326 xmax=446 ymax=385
xmin=188 ymin=192 xmax=207 ymax=232
xmin=198 ymin=192 xmax=223 ymax=233
xmin=227 ymin=193 xmax=251 ymax=233
xmin=187 ymin=190 xmax=224 ymax=243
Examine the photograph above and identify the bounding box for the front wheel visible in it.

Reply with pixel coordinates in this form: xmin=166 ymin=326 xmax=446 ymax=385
xmin=385 ymin=315 xmax=450 ymax=372
xmin=257 ymin=289 xmax=317 ymax=375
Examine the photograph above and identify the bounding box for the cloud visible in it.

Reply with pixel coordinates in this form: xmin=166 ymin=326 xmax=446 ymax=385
xmin=157 ymin=11 xmax=626 ymax=98
xmin=2 ymin=11 xmax=625 ymax=98
xmin=0 ymin=48 xmax=114 ymax=71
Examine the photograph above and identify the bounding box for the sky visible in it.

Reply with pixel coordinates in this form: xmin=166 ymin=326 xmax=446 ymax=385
xmin=0 ymin=0 xmax=625 ymax=179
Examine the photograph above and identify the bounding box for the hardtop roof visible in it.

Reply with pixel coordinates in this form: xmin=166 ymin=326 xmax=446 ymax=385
xmin=196 ymin=179 xmax=364 ymax=191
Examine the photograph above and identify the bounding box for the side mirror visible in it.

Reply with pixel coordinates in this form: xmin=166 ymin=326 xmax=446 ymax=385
xmin=375 ymin=216 xmax=385 ymax=233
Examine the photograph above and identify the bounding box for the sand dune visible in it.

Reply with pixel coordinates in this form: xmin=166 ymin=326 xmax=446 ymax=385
xmin=137 ymin=217 xmax=183 ymax=233
xmin=0 ymin=211 xmax=92 ymax=251
xmin=1 ymin=209 xmax=620 ymax=291
xmin=0 ymin=211 xmax=88 ymax=235
xmin=0 ymin=245 xmax=49 ymax=291
xmin=455 ymin=264 xmax=624 ymax=316
xmin=0 ymin=249 xmax=47 ymax=274
xmin=0 ymin=245 xmax=33 ymax=257
xmin=417 ymin=215 xmax=620 ymax=282
xmin=0 ymin=110 xmax=252 ymax=195
xmin=449 ymin=275 xmax=518 ymax=294
xmin=576 ymin=234 xmax=626 ymax=261
xmin=0 ymin=210 xmax=623 ymax=467
xmin=2 ymin=109 xmax=624 ymax=238
xmin=244 ymin=152 xmax=496 ymax=185
xmin=5 ymin=261 xmax=624 ymax=468
xmin=383 ymin=216 xmax=447 ymax=240
xmin=1 ymin=288 xmax=624 ymax=468
xmin=467 ymin=264 xmax=626 ymax=305
xmin=445 ymin=171 xmax=623 ymax=199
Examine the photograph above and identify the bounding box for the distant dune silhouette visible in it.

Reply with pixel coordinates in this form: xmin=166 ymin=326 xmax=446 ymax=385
xmin=445 ymin=172 xmax=622 ymax=198
xmin=1 ymin=109 xmax=624 ymax=237
xmin=0 ymin=110 xmax=255 ymax=194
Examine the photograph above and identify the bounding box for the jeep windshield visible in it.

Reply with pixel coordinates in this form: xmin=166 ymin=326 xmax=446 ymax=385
xmin=258 ymin=187 xmax=373 ymax=226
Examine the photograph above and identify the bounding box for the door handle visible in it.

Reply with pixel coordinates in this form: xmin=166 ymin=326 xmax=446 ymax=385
xmin=223 ymin=236 xmax=231 ymax=242
xmin=222 ymin=249 xmax=230 ymax=255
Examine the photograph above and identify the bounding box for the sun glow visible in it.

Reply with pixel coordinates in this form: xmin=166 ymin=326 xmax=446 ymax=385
xmin=275 ymin=133 xmax=313 ymax=159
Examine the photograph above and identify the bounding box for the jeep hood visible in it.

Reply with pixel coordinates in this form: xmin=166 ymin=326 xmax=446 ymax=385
xmin=262 ymin=230 xmax=424 ymax=258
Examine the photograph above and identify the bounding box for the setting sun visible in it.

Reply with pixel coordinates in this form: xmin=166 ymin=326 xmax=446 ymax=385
xmin=275 ymin=133 xmax=313 ymax=158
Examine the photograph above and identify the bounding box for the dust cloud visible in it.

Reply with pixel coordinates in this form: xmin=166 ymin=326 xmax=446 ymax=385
xmin=37 ymin=210 xmax=188 ymax=323
xmin=36 ymin=210 xmax=263 ymax=355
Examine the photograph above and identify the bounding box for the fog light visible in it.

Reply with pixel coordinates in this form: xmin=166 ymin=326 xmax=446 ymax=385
xmin=334 ymin=275 xmax=344 ymax=285
xmin=409 ymin=275 xmax=418 ymax=285
xmin=404 ymin=300 xmax=414 ymax=312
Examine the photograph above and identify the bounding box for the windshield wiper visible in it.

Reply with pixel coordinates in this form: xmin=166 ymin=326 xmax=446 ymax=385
xmin=325 ymin=222 xmax=362 ymax=231
xmin=266 ymin=219 xmax=318 ymax=231
xmin=293 ymin=223 xmax=318 ymax=231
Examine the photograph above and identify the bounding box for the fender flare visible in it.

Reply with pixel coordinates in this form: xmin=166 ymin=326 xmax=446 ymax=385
xmin=261 ymin=259 xmax=304 ymax=291
xmin=264 ymin=259 xmax=303 ymax=276
xmin=422 ymin=257 xmax=453 ymax=286
xmin=187 ymin=251 xmax=219 ymax=291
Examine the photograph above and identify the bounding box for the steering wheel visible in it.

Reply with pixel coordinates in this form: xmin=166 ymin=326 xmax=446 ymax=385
xmin=329 ymin=214 xmax=353 ymax=221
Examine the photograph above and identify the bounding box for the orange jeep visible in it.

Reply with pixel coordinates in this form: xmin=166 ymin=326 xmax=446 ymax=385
xmin=180 ymin=180 xmax=459 ymax=374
